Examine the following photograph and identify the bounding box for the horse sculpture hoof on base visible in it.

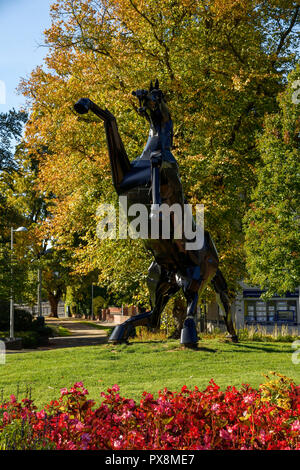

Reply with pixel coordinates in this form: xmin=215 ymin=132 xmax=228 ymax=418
xmin=108 ymin=324 xmax=126 ymax=343
xmin=180 ymin=318 xmax=199 ymax=348
xmin=108 ymin=324 xmax=136 ymax=343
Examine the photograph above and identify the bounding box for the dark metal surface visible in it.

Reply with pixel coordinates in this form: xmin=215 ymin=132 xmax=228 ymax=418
xmin=74 ymin=81 xmax=238 ymax=346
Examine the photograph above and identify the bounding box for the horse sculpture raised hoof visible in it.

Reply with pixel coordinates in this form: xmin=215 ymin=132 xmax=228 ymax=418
xmin=74 ymin=79 xmax=238 ymax=347
xmin=108 ymin=311 xmax=152 ymax=343
xmin=108 ymin=324 xmax=130 ymax=344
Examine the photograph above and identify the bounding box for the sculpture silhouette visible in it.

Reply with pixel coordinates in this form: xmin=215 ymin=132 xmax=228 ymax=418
xmin=74 ymin=81 xmax=238 ymax=346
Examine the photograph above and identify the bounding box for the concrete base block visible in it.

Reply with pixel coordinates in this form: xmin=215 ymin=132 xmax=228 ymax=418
xmin=5 ymin=338 xmax=23 ymax=350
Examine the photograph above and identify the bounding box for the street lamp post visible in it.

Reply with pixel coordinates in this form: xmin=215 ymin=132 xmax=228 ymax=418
xmin=10 ymin=226 xmax=28 ymax=340
xmin=91 ymin=284 xmax=94 ymax=320
xmin=37 ymin=267 xmax=42 ymax=317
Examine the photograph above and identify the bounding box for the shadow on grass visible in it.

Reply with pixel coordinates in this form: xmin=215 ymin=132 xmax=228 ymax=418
xmin=129 ymin=340 xmax=168 ymax=345
xmin=230 ymin=341 xmax=292 ymax=354
xmin=177 ymin=345 xmax=217 ymax=353
xmin=106 ymin=339 xmax=290 ymax=354
xmin=196 ymin=346 xmax=217 ymax=353
xmin=111 ymin=340 xmax=218 ymax=353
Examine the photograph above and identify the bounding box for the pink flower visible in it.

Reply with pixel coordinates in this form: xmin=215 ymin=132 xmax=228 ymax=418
xmin=75 ymin=422 xmax=84 ymax=431
xmin=243 ymin=395 xmax=255 ymax=405
xmin=219 ymin=429 xmax=232 ymax=440
xmin=66 ymin=441 xmax=77 ymax=450
xmin=74 ymin=382 xmax=84 ymax=388
xmin=291 ymin=420 xmax=300 ymax=432
xmin=121 ymin=410 xmax=133 ymax=421
xmin=211 ymin=403 xmax=220 ymax=412
xmin=204 ymin=433 xmax=211 ymax=447
xmin=259 ymin=430 xmax=267 ymax=445
xmin=113 ymin=438 xmax=123 ymax=450
xmin=36 ymin=410 xmax=46 ymax=419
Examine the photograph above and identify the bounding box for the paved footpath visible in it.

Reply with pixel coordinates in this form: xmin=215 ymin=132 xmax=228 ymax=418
xmin=6 ymin=318 xmax=116 ymax=353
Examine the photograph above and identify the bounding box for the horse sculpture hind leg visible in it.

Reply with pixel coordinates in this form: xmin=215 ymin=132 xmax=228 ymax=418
xmin=180 ymin=285 xmax=200 ymax=347
xmin=211 ymin=268 xmax=238 ymax=342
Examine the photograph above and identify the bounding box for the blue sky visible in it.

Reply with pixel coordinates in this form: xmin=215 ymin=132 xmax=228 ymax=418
xmin=0 ymin=0 xmax=53 ymax=113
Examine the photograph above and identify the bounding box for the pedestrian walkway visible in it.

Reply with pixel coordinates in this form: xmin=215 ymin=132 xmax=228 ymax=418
xmin=6 ymin=318 xmax=116 ymax=353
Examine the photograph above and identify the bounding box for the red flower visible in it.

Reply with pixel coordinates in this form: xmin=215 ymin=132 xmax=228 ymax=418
xmin=1 ymin=379 xmax=299 ymax=450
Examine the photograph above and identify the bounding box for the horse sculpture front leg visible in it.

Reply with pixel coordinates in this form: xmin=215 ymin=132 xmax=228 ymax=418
xmin=108 ymin=261 xmax=179 ymax=343
xmin=74 ymin=98 xmax=131 ymax=192
xmin=108 ymin=310 xmax=153 ymax=343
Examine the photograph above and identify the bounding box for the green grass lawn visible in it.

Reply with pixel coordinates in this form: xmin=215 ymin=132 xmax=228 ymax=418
xmin=0 ymin=338 xmax=299 ymax=408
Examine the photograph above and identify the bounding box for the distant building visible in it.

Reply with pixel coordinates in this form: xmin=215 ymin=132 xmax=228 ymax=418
xmin=206 ymin=283 xmax=300 ymax=332
xmin=235 ymin=283 xmax=299 ymax=328
xmin=16 ymin=301 xmax=66 ymax=318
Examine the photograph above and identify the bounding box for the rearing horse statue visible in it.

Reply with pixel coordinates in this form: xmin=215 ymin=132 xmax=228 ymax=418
xmin=74 ymin=80 xmax=238 ymax=347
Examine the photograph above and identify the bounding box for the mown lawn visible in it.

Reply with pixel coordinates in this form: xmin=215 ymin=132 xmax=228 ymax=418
xmin=0 ymin=338 xmax=299 ymax=408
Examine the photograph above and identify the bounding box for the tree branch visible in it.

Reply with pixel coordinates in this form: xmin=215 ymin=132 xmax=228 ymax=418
xmin=275 ymin=6 xmax=299 ymax=56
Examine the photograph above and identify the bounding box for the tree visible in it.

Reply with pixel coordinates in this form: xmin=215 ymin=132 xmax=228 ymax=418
xmin=0 ymin=106 xmax=99 ymax=315
xmin=0 ymin=109 xmax=28 ymax=240
xmin=7 ymin=143 xmax=98 ymax=317
xmin=0 ymin=109 xmax=31 ymax=304
xmin=19 ymin=0 xmax=300 ymax=304
xmin=0 ymin=109 xmax=27 ymax=173
xmin=244 ymin=65 xmax=300 ymax=297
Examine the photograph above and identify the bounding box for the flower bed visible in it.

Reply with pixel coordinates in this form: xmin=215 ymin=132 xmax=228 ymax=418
xmin=0 ymin=373 xmax=299 ymax=450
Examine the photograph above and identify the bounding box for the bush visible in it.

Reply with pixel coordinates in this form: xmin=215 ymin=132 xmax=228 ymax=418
xmin=0 ymin=303 xmax=33 ymax=332
xmin=16 ymin=331 xmax=40 ymax=348
xmin=18 ymin=327 xmax=53 ymax=348
xmin=0 ymin=326 xmax=53 ymax=348
xmin=0 ymin=373 xmax=299 ymax=450
xmin=31 ymin=322 xmax=53 ymax=337
xmin=68 ymin=302 xmax=78 ymax=317
xmin=0 ymin=304 xmax=52 ymax=347
xmin=33 ymin=316 xmax=45 ymax=328
xmin=160 ymin=294 xmax=185 ymax=337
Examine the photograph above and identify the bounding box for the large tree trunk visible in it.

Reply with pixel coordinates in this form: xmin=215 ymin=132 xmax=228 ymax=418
xmin=48 ymin=289 xmax=62 ymax=318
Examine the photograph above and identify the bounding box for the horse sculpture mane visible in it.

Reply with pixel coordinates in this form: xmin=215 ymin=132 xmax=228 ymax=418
xmin=74 ymin=80 xmax=238 ymax=347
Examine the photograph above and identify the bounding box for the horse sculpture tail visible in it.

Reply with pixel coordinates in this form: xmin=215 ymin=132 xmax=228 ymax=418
xmin=211 ymin=269 xmax=238 ymax=342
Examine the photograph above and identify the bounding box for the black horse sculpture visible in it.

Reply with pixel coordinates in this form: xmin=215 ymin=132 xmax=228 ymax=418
xmin=74 ymin=80 xmax=238 ymax=346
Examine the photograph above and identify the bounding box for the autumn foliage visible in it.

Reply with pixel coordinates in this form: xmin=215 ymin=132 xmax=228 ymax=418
xmin=18 ymin=0 xmax=299 ymax=301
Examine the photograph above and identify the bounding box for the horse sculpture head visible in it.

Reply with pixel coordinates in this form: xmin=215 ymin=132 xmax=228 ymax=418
xmin=132 ymin=79 xmax=170 ymax=128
